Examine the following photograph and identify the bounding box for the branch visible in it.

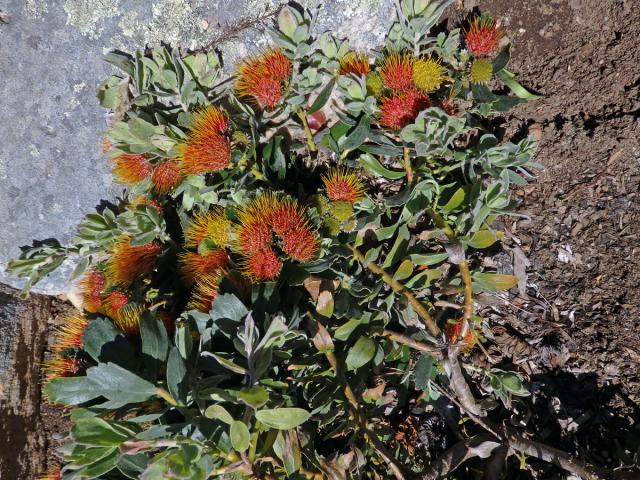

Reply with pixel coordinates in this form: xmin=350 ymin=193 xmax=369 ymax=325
xmin=380 ymin=329 xmax=443 ymax=360
xmin=443 ymin=347 xmax=483 ymax=416
xmin=296 ymin=109 xmax=318 ymax=153
xmin=351 ymin=246 xmax=441 ymax=337
xmin=403 ymin=147 xmax=413 ymax=184
xmin=421 ymin=435 xmax=501 ymax=480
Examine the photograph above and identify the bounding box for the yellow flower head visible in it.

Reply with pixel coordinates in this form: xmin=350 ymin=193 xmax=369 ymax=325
xmin=413 ymin=58 xmax=445 ymax=92
xmin=469 ymin=58 xmax=493 ymax=84
xmin=184 ymin=208 xmax=232 ymax=250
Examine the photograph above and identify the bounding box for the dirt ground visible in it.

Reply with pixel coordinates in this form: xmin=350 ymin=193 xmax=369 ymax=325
xmin=12 ymin=0 xmax=640 ymax=478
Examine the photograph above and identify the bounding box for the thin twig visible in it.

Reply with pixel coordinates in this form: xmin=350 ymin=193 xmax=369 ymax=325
xmin=380 ymin=329 xmax=444 ymax=360
xmin=351 ymin=246 xmax=441 ymax=337
xmin=297 ymin=109 xmax=318 ymax=153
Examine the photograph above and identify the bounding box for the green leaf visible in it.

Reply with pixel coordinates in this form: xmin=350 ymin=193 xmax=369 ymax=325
xmin=467 ymin=230 xmax=502 ymax=249
xmin=473 ymin=273 xmax=518 ymax=292
xmin=210 ymin=293 xmax=249 ymax=322
xmin=86 ymin=363 xmax=158 ymax=407
xmin=334 ymin=319 xmax=361 ymax=341
xmin=413 ymin=354 xmax=434 ymax=391
xmin=393 ymin=259 xmax=414 ymax=281
xmin=72 ymin=417 xmax=133 ymax=446
xmin=207 ymin=353 xmax=248 ymax=375
xmin=44 ymin=376 xmax=102 ymax=405
xmin=307 ymin=79 xmax=335 ymax=115
xmin=239 ymin=385 xmax=269 ymax=408
xmin=382 ymin=225 xmax=410 ymax=268
xmin=204 ymin=404 xmax=234 ymax=424
xmin=359 ymin=153 xmax=405 ymax=179
xmin=409 ymin=252 xmax=449 ymax=266
xmin=255 ymin=408 xmax=311 ymax=430
xmin=342 ymin=115 xmax=370 ymax=151
xmin=140 ymin=313 xmax=169 ymax=364
xmin=345 ymin=337 xmax=376 ymax=371
xmin=273 ymin=430 xmax=302 ymax=476
xmin=230 ymin=421 xmax=251 ymax=452
xmin=73 ymin=447 xmax=120 ymax=478
xmin=496 ymin=69 xmax=540 ymax=100
xmin=167 ymin=347 xmax=188 ymax=404
xmin=83 ymin=318 xmax=132 ymax=366
xmin=442 ymin=187 xmax=466 ymax=212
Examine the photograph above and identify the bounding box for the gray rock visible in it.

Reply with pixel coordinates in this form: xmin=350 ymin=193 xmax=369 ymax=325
xmin=0 ymin=0 xmax=392 ymax=294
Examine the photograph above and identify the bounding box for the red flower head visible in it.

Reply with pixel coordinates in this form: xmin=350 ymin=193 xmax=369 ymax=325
xmin=440 ymin=97 xmax=460 ymax=116
xmin=105 ymin=237 xmax=161 ymax=286
xmin=43 ymin=355 xmax=85 ymax=383
xmin=339 ymin=52 xmax=371 ymax=77
xmin=103 ymin=289 xmax=129 ymax=320
xmin=179 ymin=250 xmax=229 ymax=286
xmin=52 ymin=312 xmax=89 ymax=354
xmin=379 ymin=52 xmax=415 ymax=92
xmin=111 ymin=153 xmax=152 ymax=184
xmin=236 ymin=194 xmax=318 ymax=281
xmin=79 ymin=269 xmax=106 ymax=313
xmin=130 ymin=196 xmax=164 ymax=216
xmin=152 ymin=160 xmax=183 ymax=194
xmin=39 ymin=465 xmax=62 ymax=480
xmin=322 ymin=168 xmax=365 ymax=203
xmin=187 ymin=273 xmax=221 ymax=313
xmin=177 ymin=106 xmax=232 ymax=175
xmin=235 ymin=48 xmax=292 ymax=110
xmin=379 ymin=89 xmax=430 ymax=130
xmin=464 ymin=16 xmax=503 ymax=57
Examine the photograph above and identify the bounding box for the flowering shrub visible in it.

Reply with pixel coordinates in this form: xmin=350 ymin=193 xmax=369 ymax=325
xmin=9 ymin=1 xmax=562 ymax=479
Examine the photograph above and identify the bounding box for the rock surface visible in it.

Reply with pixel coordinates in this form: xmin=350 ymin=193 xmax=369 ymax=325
xmin=0 ymin=0 xmax=393 ymax=294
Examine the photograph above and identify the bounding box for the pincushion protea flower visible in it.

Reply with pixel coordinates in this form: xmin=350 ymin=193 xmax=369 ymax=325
xmin=464 ymin=15 xmax=503 ymax=57
xmin=179 ymin=250 xmax=229 ymax=285
xmin=105 ymin=237 xmax=161 ymax=286
xmin=111 ymin=153 xmax=152 ymax=184
xmin=445 ymin=320 xmax=474 ymax=348
xmin=236 ymin=194 xmax=318 ymax=281
xmin=114 ymin=303 xmax=144 ymax=336
xmin=43 ymin=355 xmax=85 ymax=382
xmin=79 ymin=269 xmax=105 ymax=313
xmin=187 ymin=273 xmax=221 ymax=312
xmin=413 ymin=58 xmax=445 ymax=93
xmin=184 ymin=209 xmax=232 ymax=249
xmin=469 ymin=58 xmax=493 ymax=84
xmin=379 ymin=89 xmax=430 ymax=130
xmin=52 ymin=312 xmax=89 ymax=354
xmin=322 ymin=168 xmax=365 ymax=203
xmin=152 ymin=160 xmax=183 ymax=194
xmin=177 ymin=105 xmax=232 ymax=175
xmin=235 ymin=48 xmax=292 ymax=110
xmin=339 ymin=52 xmax=370 ymax=76
xmin=130 ymin=195 xmax=163 ymax=215
xmin=103 ymin=289 xmax=129 ymax=319
xmin=39 ymin=465 xmax=62 ymax=480
xmin=379 ymin=52 xmax=415 ymax=92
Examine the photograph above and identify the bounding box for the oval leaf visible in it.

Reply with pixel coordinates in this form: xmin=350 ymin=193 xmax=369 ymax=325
xmin=255 ymin=408 xmax=311 ymax=430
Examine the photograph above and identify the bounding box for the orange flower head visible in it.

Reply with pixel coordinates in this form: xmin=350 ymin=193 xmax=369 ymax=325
xmin=236 ymin=194 xmax=318 ymax=280
xmin=114 ymin=303 xmax=144 ymax=336
xmin=101 ymin=136 xmax=113 ymax=155
xmin=111 ymin=154 xmax=152 ymax=184
xmin=322 ymin=168 xmax=365 ymax=203
xmin=79 ymin=269 xmax=106 ymax=313
xmin=105 ymin=237 xmax=161 ymax=286
xmin=339 ymin=52 xmax=371 ymax=76
xmin=177 ymin=133 xmax=231 ymax=176
xmin=39 ymin=465 xmax=62 ymax=480
xmin=445 ymin=320 xmax=475 ymax=349
xmin=152 ymin=160 xmax=183 ymax=194
xmin=103 ymin=289 xmax=129 ymax=319
xmin=464 ymin=16 xmax=503 ymax=57
xmin=191 ymin=105 xmax=230 ymax=136
xmin=187 ymin=273 xmax=221 ymax=313
xmin=379 ymin=52 xmax=415 ymax=92
xmin=52 ymin=312 xmax=89 ymax=354
xmin=179 ymin=250 xmax=229 ymax=285
xmin=43 ymin=355 xmax=84 ymax=383
xmin=184 ymin=209 xmax=232 ymax=249
xmin=440 ymin=97 xmax=460 ymax=116
xmin=236 ymin=48 xmax=292 ymax=110
xmin=379 ymin=89 xmax=430 ymax=130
